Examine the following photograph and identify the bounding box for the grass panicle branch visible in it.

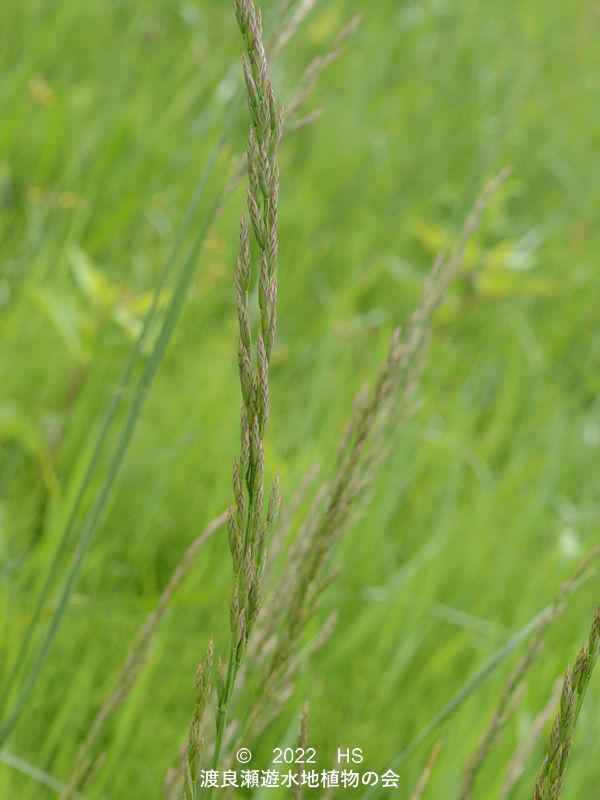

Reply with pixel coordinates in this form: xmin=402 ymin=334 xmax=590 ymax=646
xmin=0 ymin=0 xmax=324 ymax=753
xmin=286 ymin=13 xmax=362 ymax=124
xmin=271 ymin=0 xmax=315 ymax=53
xmin=532 ymin=605 xmax=600 ymax=800
xmin=172 ymin=167 xmax=512 ymax=798
xmin=5 ymin=2 xmax=600 ymax=800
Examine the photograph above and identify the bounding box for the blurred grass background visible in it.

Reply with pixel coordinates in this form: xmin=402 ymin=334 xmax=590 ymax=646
xmin=1 ymin=0 xmax=600 ymax=797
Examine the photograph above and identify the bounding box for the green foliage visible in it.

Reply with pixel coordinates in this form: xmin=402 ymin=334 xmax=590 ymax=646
xmin=1 ymin=1 xmax=599 ymax=798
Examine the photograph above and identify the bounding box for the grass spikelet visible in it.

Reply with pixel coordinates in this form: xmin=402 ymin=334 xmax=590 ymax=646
xmin=184 ymin=640 xmax=214 ymax=800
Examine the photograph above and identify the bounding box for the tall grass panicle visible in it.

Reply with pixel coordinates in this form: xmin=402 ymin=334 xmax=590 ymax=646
xmin=61 ymin=10 xmax=359 ymax=798
xmin=532 ymin=606 xmax=600 ymax=799
xmin=184 ymin=1 xmax=283 ymax=796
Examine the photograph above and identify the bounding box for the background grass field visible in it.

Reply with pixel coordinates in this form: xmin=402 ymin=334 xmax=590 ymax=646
xmin=1 ymin=0 xmax=600 ymax=797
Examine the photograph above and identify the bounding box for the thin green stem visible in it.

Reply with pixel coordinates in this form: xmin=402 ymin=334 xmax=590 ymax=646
xmin=207 ymin=484 xmax=256 ymax=798
xmin=211 ymin=640 xmax=237 ymax=774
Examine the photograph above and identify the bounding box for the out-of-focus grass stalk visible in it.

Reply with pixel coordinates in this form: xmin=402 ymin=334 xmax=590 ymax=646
xmin=456 ymin=544 xmax=600 ymax=800
xmin=293 ymin=702 xmax=309 ymax=800
xmin=532 ymin=605 xmax=600 ymax=800
xmin=362 ymin=546 xmax=600 ymax=800
xmin=361 ymin=599 xmax=592 ymax=799
xmin=500 ymin=679 xmax=562 ymax=798
xmin=409 ymin=740 xmax=442 ymax=800
xmin=60 ymin=512 xmax=227 ymax=799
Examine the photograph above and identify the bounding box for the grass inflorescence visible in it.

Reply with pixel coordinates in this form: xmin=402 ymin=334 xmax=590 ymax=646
xmin=184 ymin=1 xmax=284 ymax=795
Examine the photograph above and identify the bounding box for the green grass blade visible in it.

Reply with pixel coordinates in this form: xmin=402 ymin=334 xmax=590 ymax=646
xmin=0 ymin=748 xmax=88 ymax=799
xmin=0 ymin=105 xmax=237 ymax=746
xmin=0 ymin=97 xmax=241 ymax=718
